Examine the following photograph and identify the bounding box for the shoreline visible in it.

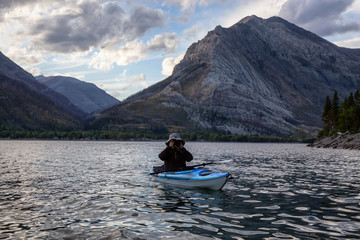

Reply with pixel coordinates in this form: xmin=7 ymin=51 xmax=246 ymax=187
xmin=0 ymin=131 xmax=314 ymax=143
xmin=308 ymin=132 xmax=360 ymax=150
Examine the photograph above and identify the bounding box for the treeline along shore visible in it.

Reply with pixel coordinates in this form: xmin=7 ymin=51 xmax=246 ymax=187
xmin=0 ymin=129 xmax=313 ymax=143
xmin=309 ymin=89 xmax=360 ymax=150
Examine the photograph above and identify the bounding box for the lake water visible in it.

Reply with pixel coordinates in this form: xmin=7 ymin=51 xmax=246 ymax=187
xmin=0 ymin=140 xmax=359 ymax=239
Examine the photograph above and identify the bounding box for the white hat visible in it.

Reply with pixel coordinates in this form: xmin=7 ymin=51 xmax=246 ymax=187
xmin=165 ymin=133 xmax=185 ymax=146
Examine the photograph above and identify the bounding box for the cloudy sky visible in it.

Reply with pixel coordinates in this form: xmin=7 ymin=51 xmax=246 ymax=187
xmin=1 ymin=0 xmax=360 ymax=100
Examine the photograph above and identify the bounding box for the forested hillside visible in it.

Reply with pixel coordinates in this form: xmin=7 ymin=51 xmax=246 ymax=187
xmin=0 ymin=74 xmax=83 ymax=131
xmin=319 ymin=90 xmax=360 ymax=136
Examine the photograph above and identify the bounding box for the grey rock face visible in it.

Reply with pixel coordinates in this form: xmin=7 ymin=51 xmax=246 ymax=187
xmin=309 ymin=132 xmax=360 ymax=150
xmin=162 ymin=16 xmax=360 ymax=135
xmin=96 ymin=16 xmax=360 ymax=136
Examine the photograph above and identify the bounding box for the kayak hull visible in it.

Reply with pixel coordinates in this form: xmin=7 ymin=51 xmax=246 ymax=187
xmin=151 ymin=168 xmax=229 ymax=190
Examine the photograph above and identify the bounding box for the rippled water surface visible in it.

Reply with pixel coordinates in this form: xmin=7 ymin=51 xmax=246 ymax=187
xmin=1 ymin=141 xmax=360 ymax=239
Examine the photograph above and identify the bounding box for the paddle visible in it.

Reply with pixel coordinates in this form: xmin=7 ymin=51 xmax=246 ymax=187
xmin=150 ymin=162 xmax=216 ymax=175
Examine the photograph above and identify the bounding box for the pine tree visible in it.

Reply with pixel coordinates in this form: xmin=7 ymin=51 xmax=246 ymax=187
xmin=338 ymin=97 xmax=350 ymax=132
xmin=322 ymin=96 xmax=332 ymax=119
xmin=330 ymin=91 xmax=340 ymax=133
xmin=355 ymin=90 xmax=360 ymax=105
xmin=320 ymin=96 xmax=332 ymax=136
xmin=319 ymin=89 xmax=360 ymax=136
xmin=347 ymin=92 xmax=357 ymax=131
xmin=353 ymin=90 xmax=360 ymax=131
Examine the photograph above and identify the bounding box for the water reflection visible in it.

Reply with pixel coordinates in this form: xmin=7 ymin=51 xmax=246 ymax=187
xmin=0 ymin=141 xmax=360 ymax=239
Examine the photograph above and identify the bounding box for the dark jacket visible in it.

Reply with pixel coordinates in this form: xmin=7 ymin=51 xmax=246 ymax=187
xmin=158 ymin=147 xmax=193 ymax=171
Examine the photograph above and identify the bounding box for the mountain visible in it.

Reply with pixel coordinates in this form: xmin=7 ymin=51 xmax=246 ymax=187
xmin=0 ymin=52 xmax=84 ymax=130
xmin=90 ymin=16 xmax=360 ymax=136
xmin=0 ymin=51 xmax=86 ymax=119
xmin=0 ymin=73 xmax=83 ymax=130
xmin=37 ymin=76 xmax=119 ymax=114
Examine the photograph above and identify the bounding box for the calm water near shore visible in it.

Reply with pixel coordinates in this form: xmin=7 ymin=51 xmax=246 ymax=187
xmin=1 ymin=140 xmax=359 ymax=239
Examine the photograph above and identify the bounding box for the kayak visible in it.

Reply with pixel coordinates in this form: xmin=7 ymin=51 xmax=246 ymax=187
xmin=150 ymin=167 xmax=229 ymax=190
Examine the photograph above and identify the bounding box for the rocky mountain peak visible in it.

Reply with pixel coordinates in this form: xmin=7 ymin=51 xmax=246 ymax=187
xmin=237 ymin=14 xmax=262 ymax=24
xmin=93 ymin=15 xmax=360 ymax=137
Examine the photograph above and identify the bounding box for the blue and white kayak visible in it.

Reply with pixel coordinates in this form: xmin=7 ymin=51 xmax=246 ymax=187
xmin=150 ymin=168 xmax=229 ymax=190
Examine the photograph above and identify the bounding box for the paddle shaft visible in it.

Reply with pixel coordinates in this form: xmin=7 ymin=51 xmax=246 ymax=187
xmin=150 ymin=162 xmax=215 ymax=175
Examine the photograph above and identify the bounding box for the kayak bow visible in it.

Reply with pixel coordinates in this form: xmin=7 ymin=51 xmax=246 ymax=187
xmin=150 ymin=167 xmax=229 ymax=190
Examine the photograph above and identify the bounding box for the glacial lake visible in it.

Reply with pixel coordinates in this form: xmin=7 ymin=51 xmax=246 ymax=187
xmin=0 ymin=140 xmax=359 ymax=239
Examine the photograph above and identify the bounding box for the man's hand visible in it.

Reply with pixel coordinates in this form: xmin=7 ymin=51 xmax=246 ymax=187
xmin=169 ymin=140 xmax=183 ymax=151
xmin=175 ymin=142 xmax=183 ymax=151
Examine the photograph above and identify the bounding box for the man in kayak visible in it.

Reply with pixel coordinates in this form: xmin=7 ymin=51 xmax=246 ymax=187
xmin=158 ymin=133 xmax=193 ymax=171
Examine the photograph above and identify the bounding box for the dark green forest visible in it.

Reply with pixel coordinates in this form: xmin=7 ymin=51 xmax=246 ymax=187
xmin=0 ymin=128 xmax=311 ymax=143
xmin=319 ymin=89 xmax=360 ymax=137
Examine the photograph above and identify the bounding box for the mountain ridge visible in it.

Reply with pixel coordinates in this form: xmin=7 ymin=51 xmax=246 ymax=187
xmin=0 ymin=51 xmax=85 ymax=130
xmin=37 ymin=76 xmax=119 ymax=114
xmin=90 ymin=15 xmax=360 ymax=136
xmin=0 ymin=73 xmax=83 ymax=130
xmin=0 ymin=51 xmax=86 ymax=119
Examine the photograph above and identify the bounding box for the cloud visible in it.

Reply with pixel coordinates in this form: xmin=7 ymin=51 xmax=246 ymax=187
xmin=3 ymin=1 xmax=165 ymax=54
xmin=0 ymin=0 xmax=173 ymax=72
xmin=219 ymin=0 xmax=286 ymax=28
xmin=89 ymin=40 xmax=148 ymax=71
xmin=128 ymin=5 xmax=165 ymax=37
xmin=115 ymin=41 xmax=149 ymax=66
xmin=164 ymin=0 xmax=219 ymax=11
xmin=122 ymin=72 xmax=148 ymax=96
xmin=334 ymin=37 xmax=360 ymax=48
xmin=29 ymin=67 xmax=43 ymax=76
xmin=147 ymin=33 xmax=179 ymax=53
xmin=183 ymin=25 xmax=202 ymax=38
xmin=0 ymin=0 xmax=61 ymax=13
xmin=90 ymin=33 xmax=180 ymax=71
xmin=279 ymin=0 xmax=360 ymax=36
xmin=130 ymin=72 xmax=146 ymax=80
xmin=5 ymin=46 xmax=44 ymax=65
xmin=97 ymin=71 xmax=147 ymax=100
xmin=161 ymin=54 xmax=184 ymax=76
